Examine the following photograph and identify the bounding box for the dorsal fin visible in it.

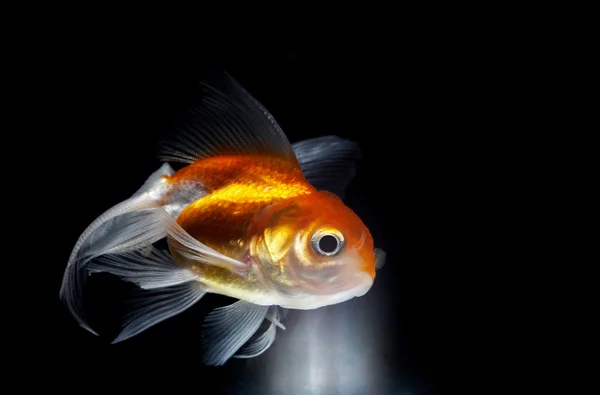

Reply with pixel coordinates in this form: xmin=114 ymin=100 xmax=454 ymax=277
xmin=157 ymin=72 xmax=299 ymax=166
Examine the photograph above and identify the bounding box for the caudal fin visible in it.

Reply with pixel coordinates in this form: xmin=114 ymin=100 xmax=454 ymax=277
xmin=60 ymin=161 xmax=253 ymax=336
xmin=59 ymin=163 xmax=174 ymax=334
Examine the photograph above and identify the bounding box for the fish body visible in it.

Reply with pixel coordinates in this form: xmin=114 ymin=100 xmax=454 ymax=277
xmin=168 ymin=154 xmax=313 ymax=258
xmin=60 ymin=73 xmax=385 ymax=365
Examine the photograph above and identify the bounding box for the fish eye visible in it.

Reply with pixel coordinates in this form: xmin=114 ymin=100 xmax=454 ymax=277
xmin=311 ymin=229 xmax=345 ymax=256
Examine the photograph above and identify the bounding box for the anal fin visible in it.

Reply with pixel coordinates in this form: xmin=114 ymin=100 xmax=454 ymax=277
xmin=112 ymin=281 xmax=206 ymax=344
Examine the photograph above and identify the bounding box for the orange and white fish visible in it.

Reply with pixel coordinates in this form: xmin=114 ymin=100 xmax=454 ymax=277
xmin=60 ymin=73 xmax=385 ymax=365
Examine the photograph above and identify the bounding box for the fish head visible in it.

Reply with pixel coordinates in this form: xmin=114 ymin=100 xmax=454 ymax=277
xmin=253 ymin=191 xmax=381 ymax=309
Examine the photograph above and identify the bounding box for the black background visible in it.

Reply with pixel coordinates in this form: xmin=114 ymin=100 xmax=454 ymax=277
xmin=33 ymin=47 xmax=501 ymax=394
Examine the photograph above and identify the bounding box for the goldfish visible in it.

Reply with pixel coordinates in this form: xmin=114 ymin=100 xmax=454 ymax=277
xmin=60 ymin=73 xmax=385 ymax=365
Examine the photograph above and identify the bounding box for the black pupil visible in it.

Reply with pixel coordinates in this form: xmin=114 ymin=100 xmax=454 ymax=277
xmin=319 ymin=235 xmax=339 ymax=254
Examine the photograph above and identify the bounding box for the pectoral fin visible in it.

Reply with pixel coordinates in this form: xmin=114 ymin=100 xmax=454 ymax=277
xmin=201 ymin=301 xmax=270 ymax=366
xmin=232 ymin=306 xmax=287 ymax=359
xmin=292 ymin=135 xmax=361 ymax=199
xmin=233 ymin=322 xmax=277 ymax=359
xmin=156 ymin=209 xmax=251 ymax=273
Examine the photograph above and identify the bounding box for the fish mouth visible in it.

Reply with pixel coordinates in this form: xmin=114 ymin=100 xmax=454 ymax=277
xmin=375 ymin=248 xmax=386 ymax=271
xmin=297 ymin=269 xmax=374 ymax=296
xmin=277 ymin=272 xmax=374 ymax=310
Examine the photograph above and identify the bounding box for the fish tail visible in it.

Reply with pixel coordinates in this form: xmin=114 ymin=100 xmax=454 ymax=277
xmin=59 ymin=163 xmax=176 ymax=334
xmin=60 ymin=160 xmax=256 ymax=342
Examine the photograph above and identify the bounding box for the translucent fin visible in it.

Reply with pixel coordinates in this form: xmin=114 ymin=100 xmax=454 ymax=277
xmin=375 ymin=248 xmax=386 ymax=271
xmin=266 ymin=305 xmax=287 ymax=330
xmin=83 ymin=208 xmax=168 ymax=259
xmin=278 ymin=305 xmax=289 ymax=321
xmin=157 ymin=209 xmax=250 ymax=272
xmin=59 ymin=164 xmax=174 ymax=334
xmin=232 ymin=322 xmax=276 ymax=359
xmin=112 ymin=282 xmax=207 ymax=344
xmin=87 ymin=244 xmax=199 ymax=289
xmin=233 ymin=305 xmax=286 ymax=359
xmin=157 ymin=72 xmax=298 ymax=166
xmin=201 ymin=300 xmax=269 ymax=366
xmin=132 ymin=162 xmax=174 ymax=198
xmin=291 ymin=135 xmax=361 ymax=198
